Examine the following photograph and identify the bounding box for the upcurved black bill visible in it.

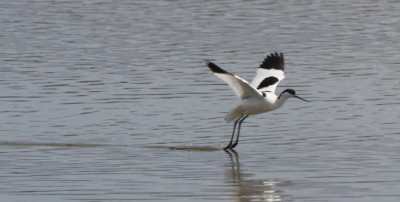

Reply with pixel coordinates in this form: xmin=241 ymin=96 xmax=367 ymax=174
xmin=295 ymin=95 xmax=311 ymax=102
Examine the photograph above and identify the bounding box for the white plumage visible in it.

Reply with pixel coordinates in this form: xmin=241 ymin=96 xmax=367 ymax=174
xmin=206 ymin=52 xmax=310 ymax=150
xmin=250 ymin=68 xmax=285 ymax=93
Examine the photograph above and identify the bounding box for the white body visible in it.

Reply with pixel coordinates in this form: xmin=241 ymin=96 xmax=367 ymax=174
xmin=205 ymin=53 xmax=294 ymax=123
xmin=205 ymin=53 xmax=309 ymax=150
xmin=225 ymin=92 xmax=291 ymax=122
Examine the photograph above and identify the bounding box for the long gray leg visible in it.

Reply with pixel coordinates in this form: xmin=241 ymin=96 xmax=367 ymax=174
xmin=230 ymin=115 xmax=249 ymax=149
xmin=224 ymin=116 xmax=244 ymax=150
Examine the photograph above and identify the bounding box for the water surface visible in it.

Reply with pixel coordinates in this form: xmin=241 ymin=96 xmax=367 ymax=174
xmin=1 ymin=0 xmax=400 ymax=201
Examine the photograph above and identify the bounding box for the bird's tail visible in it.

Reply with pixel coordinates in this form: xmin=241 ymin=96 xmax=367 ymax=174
xmin=225 ymin=106 xmax=243 ymax=123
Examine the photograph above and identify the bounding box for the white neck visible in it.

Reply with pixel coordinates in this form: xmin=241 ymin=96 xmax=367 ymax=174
xmin=274 ymin=93 xmax=291 ymax=108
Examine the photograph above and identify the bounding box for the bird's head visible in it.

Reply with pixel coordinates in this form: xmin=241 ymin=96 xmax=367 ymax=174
xmin=279 ymin=89 xmax=310 ymax=102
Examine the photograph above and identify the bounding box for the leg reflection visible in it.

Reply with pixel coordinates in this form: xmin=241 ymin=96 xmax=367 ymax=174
xmin=224 ymin=151 xmax=291 ymax=202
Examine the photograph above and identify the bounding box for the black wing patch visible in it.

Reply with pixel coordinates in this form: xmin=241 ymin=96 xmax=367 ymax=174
xmin=207 ymin=61 xmax=231 ymax=74
xmin=257 ymin=76 xmax=279 ymax=89
xmin=259 ymin=52 xmax=284 ymax=71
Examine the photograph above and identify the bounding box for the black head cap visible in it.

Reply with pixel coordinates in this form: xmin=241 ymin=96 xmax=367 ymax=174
xmin=279 ymin=88 xmax=311 ymax=102
xmin=282 ymin=89 xmax=296 ymax=95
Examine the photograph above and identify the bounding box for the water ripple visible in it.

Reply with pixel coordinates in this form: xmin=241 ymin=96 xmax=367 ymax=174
xmin=1 ymin=0 xmax=400 ymax=201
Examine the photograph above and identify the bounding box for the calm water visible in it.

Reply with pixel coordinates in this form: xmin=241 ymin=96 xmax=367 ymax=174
xmin=1 ymin=0 xmax=400 ymax=201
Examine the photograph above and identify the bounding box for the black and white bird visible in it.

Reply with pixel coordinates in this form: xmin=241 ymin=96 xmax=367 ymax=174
xmin=205 ymin=52 xmax=310 ymax=150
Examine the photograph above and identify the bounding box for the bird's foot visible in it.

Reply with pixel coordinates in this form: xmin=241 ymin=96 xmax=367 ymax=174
xmin=223 ymin=144 xmax=238 ymax=151
xmin=224 ymin=148 xmax=237 ymax=154
xmin=223 ymin=145 xmax=232 ymax=151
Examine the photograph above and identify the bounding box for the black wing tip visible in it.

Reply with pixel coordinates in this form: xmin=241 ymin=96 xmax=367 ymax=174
xmin=259 ymin=52 xmax=285 ymax=71
xmin=205 ymin=60 xmax=229 ymax=74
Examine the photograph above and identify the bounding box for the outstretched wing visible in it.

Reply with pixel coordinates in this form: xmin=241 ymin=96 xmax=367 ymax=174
xmin=250 ymin=52 xmax=285 ymax=94
xmin=206 ymin=60 xmax=263 ymax=100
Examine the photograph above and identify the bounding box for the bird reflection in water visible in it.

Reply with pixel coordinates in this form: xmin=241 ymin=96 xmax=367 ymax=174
xmin=225 ymin=150 xmax=292 ymax=202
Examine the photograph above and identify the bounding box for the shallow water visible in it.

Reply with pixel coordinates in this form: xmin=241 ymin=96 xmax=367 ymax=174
xmin=1 ymin=0 xmax=400 ymax=201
